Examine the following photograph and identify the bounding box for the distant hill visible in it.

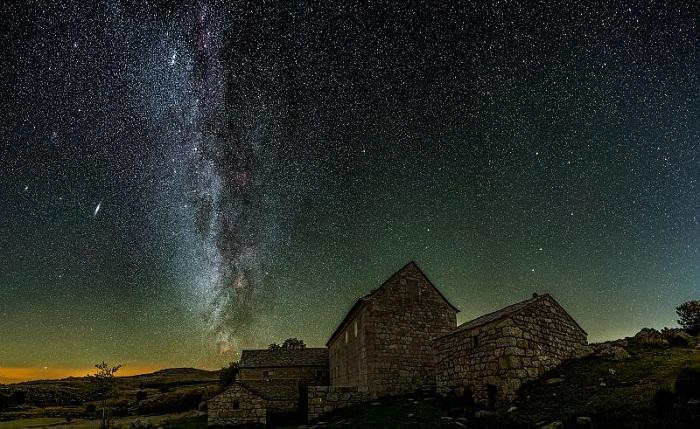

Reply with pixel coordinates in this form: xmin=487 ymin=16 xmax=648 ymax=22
xmin=122 ymin=368 xmax=219 ymax=379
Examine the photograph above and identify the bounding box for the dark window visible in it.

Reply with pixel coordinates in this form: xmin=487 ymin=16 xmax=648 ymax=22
xmin=233 ymin=401 xmax=240 ymax=410
xmin=262 ymin=370 xmax=273 ymax=378
xmin=472 ymin=335 xmax=479 ymax=349
xmin=406 ymin=278 xmax=419 ymax=298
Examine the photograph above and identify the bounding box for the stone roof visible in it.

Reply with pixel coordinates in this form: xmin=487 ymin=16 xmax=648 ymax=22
xmin=239 ymin=379 xmax=301 ymax=401
xmin=438 ymin=293 xmax=587 ymax=338
xmin=326 ymin=261 xmax=459 ymax=346
xmin=239 ymin=348 xmax=328 ymax=368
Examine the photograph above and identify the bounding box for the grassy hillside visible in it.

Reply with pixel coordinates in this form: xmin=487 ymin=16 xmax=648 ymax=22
xmin=0 ymin=368 xmax=218 ymax=429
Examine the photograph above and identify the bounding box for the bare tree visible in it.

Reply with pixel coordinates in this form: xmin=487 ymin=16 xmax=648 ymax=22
xmin=89 ymin=362 xmax=121 ymax=429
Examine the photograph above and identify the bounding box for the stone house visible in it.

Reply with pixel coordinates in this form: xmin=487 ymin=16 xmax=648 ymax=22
xmin=326 ymin=261 xmax=459 ymax=397
xmin=208 ymin=348 xmax=329 ymax=426
xmin=207 ymin=382 xmax=268 ymax=426
xmin=434 ymin=293 xmax=588 ymax=407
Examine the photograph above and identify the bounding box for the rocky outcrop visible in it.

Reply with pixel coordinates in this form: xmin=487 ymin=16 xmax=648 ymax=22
xmin=596 ymin=345 xmax=630 ymax=361
xmin=633 ymin=328 xmax=668 ymax=348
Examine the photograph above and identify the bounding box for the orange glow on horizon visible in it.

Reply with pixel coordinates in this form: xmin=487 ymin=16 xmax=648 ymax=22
xmin=0 ymin=365 xmax=167 ymax=384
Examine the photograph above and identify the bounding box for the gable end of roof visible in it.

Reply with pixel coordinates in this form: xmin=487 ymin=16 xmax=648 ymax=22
xmin=325 ymin=261 xmax=459 ymax=346
xmin=436 ymin=293 xmax=586 ymax=340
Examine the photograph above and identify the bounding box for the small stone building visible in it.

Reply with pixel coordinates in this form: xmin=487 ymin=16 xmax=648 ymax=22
xmin=208 ymin=382 xmax=268 ymax=426
xmin=434 ymin=293 xmax=588 ymax=407
xmin=208 ymin=348 xmax=329 ymax=426
xmin=326 ymin=261 xmax=458 ymax=397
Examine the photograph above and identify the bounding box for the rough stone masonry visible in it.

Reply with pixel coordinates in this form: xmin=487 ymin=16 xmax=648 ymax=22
xmin=434 ymin=293 xmax=589 ymax=404
xmin=208 ymin=383 xmax=267 ymax=426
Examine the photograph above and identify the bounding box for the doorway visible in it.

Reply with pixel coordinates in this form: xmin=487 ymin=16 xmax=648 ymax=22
xmin=486 ymin=384 xmax=498 ymax=410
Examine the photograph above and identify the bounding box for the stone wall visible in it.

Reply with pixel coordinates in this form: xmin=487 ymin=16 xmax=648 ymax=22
xmin=307 ymin=386 xmax=372 ymax=421
xmin=329 ymin=263 xmax=457 ymax=398
xmin=240 ymin=366 xmax=329 ymax=384
xmin=435 ymin=317 xmax=504 ymax=402
xmin=435 ymin=295 xmax=588 ymax=405
xmin=329 ymin=310 xmax=368 ymax=387
xmin=207 ymin=383 xmax=266 ymax=426
xmin=363 ymin=264 xmax=457 ymax=396
xmin=267 ymin=398 xmax=297 ymax=414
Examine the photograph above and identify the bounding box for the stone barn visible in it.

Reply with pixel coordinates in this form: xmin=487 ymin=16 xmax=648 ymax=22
xmin=434 ymin=293 xmax=588 ymax=407
xmin=208 ymin=348 xmax=329 ymax=426
xmin=326 ymin=261 xmax=458 ymax=397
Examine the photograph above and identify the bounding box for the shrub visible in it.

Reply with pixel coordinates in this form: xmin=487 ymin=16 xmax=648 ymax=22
xmin=135 ymin=391 xmax=149 ymax=402
xmin=130 ymin=419 xmax=155 ymax=429
xmin=112 ymin=405 xmax=129 ymax=417
xmin=9 ymin=390 xmax=26 ymax=405
xmin=668 ymin=334 xmax=690 ymax=347
xmin=137 ymin=389 xmax=204 ymax=415
xmin=653 ymin=387 xmax=677 ymax=413
xmin=85 ymin=403 xmax=97 ymax=413
xmin=676 ymin=367 xmax=700 ymax=399
xmin=268 ymin=338 xmax=307 ymax=350
xmin=219 ymin=361 xmax=240 ymax=390
xmin=112 ymin=399 xmax=130 ymax=417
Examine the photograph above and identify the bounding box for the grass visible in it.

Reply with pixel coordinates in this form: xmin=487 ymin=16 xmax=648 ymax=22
xmin=0 ymin=411 xmax=207 ymax=429
xmin=295 ymin=394 xmax=472 ymax=428
xmin=162 ymin=414 xmax=207 ymax=429
xmin=0 ymin=418 xmax=66 ymax=429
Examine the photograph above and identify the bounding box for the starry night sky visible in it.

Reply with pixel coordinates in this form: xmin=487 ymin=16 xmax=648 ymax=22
xmin=1 ymin=0 xmax=699 ymax=381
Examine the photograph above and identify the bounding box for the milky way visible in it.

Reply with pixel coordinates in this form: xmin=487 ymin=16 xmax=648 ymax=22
xmin=147 ymin=4 xmax=295 ymax=359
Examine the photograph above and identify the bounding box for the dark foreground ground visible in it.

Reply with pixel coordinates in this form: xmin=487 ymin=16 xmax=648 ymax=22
xmin=2 ymin=338 xmax=699 ymax=428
